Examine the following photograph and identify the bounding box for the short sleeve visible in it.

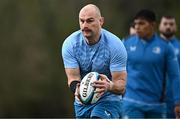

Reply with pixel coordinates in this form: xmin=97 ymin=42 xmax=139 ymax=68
xmin=110 ymin=40 xmax=127 ymax=72
xmin=61 ymin=38 xmax=79 ymax=68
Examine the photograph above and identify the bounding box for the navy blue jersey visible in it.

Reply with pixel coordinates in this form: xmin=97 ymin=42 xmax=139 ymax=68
xmin=123 ymin=34 xmax=180 ymax=105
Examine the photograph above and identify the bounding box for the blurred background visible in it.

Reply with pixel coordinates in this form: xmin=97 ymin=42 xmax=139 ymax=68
xmin=0 ymin=0 xmax=180 ymax=118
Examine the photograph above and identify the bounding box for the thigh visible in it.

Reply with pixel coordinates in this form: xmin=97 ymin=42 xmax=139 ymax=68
xmin=146 ymin=110 xmax=164 ymax=118
xmin=145 ymin=104 xmax=165 ymax=118
xmin=74 ymin=101 xmax=93 ymax=118
xmin=91 ymin=101 xmax=122 ymax=119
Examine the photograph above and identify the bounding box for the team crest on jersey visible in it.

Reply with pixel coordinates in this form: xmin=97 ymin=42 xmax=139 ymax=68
xmin=152 ymin=47 xmax=161 ymax=54
xmin=175 ymin=48 xmax=179 ymax=55
xmin=130 ymin=46 xmax=136 ymax=51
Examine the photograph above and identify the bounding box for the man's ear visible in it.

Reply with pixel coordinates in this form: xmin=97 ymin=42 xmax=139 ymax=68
xmin=100 ymin=17 xmax=104 ymax=26
xmin=151 ymin=21 xmax=157 ymax=30
xmin=174 ymin=22 xmax=177 ymax=32
xmin=152 ymin=22 xmax=156 ymax=28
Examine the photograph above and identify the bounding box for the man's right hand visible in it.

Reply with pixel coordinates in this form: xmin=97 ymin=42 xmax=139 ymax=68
xmin=74 ymin=83 xmax=84 ymax=105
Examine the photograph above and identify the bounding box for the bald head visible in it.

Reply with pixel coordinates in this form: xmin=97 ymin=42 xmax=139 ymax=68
xmin=79 ymin=4 xmax=102 ymax=18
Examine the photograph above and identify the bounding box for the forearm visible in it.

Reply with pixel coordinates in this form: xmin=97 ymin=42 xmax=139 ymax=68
xmin=65 ymin=68 xmax=81 ymax=93
xmin=108 ymin=71 xmax=127 ymax=95
xmin=109 ymin=79 xmax=126 ymax=95
xmin=172 ymin=77 xmax=180 ymax=104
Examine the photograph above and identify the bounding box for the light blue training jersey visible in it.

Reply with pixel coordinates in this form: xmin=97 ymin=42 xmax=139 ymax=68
xmin=123 ymin=34 xmax=180 ymax=105
xmin=62 ymin=28 xmax=127 ymax=101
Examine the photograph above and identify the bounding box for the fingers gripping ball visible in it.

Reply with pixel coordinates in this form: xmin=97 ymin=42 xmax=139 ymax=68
xmin=79 ymin=72 xmax=101 ymax=104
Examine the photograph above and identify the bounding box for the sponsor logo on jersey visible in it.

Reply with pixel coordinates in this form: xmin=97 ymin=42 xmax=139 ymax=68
xmin=104 ymin=110 xmax=111 ymax=117
xmin=130 ymin=46 xmax=136 ymax=51
xmin=175 ymin=48 xmax=179 ymax=55
xmin=152 ymin=47 xmax=161 ymax=54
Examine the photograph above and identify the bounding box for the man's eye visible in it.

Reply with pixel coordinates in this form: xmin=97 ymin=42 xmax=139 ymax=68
xmin=169 ymin=23 xmax=174 ymax=26
xmin=80 ymin=20 xmax=84 ymax=23
xmin=139 ymin=22 xmax=144 ymax=25
xmin=163 ymin=23 xmax=167 ymax=26
xmin=86 ymin=19 xmax=94 ymax=23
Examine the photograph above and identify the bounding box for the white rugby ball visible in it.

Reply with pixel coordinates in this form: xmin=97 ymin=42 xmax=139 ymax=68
xmin=79 ymin=72 xmax=101 ymax=104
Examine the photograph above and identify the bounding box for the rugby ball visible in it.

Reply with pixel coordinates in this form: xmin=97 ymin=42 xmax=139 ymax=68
xmin=79 ymin=72 xmax=101 ymax=104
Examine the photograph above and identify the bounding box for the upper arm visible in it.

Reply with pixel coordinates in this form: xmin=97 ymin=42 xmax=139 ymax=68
xmin=65 ymin=68 xmax=81 ymax=86
xmin=61 ymin=38 xmax=81 ymax=86
xmin=109 ymin=39 xmax=127 ymax=72
xmin=166 ymin=43 xmax=180 ymax=78
xmin=110 ymin=41 xmax=127 ymax=72
xmin=109 ymin=39 xmax=127 ymax=84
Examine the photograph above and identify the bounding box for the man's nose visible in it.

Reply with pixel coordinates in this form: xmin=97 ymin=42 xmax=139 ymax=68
xmin=165 ymin=24 xmax=171 ymax=28
xmin=82 ymin=21 xmax=88 ymax=27
xmin=135 ymin=24 xmax=140 ymax=30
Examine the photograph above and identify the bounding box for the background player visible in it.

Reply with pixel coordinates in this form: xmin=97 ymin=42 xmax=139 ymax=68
xmin=122 ymin=9 xmax=180 ymax=118
xmin=159 ymin=15 xmax=180 ymax=118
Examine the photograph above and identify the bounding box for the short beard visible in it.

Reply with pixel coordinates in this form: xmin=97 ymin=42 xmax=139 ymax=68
xmin=162 ymin=32 xmax=174 ymax=39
